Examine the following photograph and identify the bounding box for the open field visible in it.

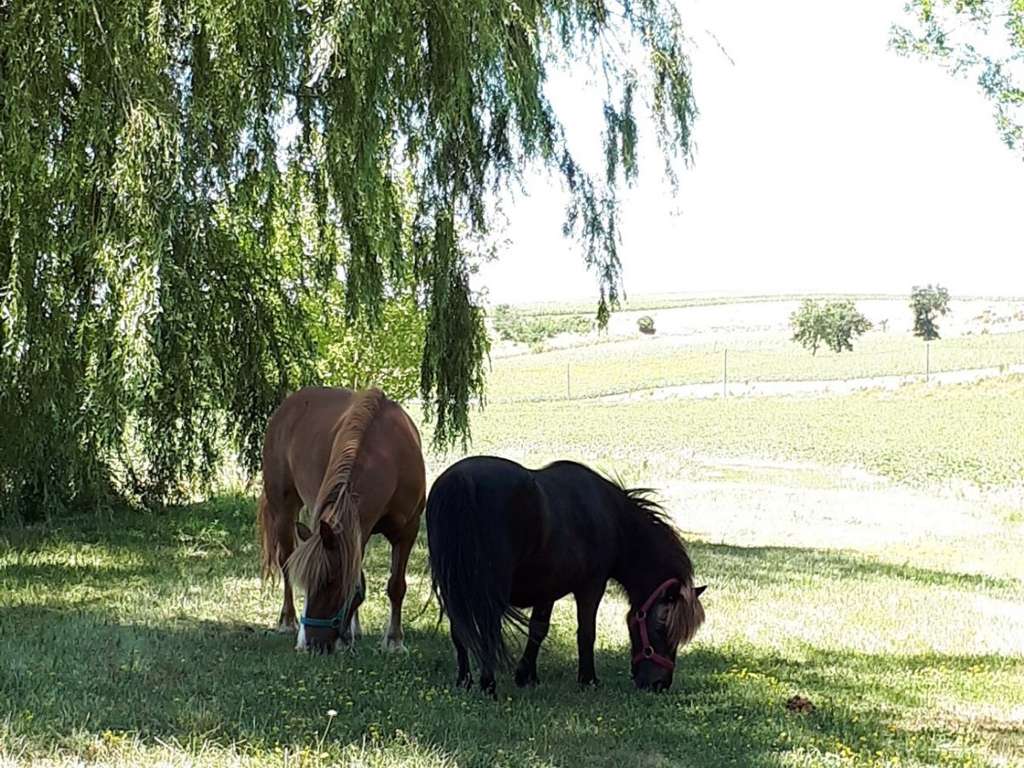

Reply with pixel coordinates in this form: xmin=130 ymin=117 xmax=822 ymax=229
xmin=502 ymin=297 xmax=1024 ymax=348
xmin=460 ymin=377 xmax=1024 ymax=491
xmin=487 ymin=330 xmax=1024 ymax=402
xmin=3 ymin=297 xmax=1024 ymax=767
xmin=486 ymin=296 xmax=1024 ymax=402
xmin=512 ymin=294 xmax=1024 ymax=319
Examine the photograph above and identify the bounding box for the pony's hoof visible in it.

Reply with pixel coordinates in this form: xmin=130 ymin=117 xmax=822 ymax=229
xmin=455 ymin=675 xmax=473 ymax=690
xmin=578 ymin=675 xmax=600 ymax=689
xmin=275 ymin=621 xmax=298 ymax=634
xmin=383 ymin=637 xmax=407 ymax=654
xmin=514 ymin=667 xmax=539 ymax=688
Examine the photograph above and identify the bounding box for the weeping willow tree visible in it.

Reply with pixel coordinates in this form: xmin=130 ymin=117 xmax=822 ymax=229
xmin=0 ymin=0 xmax=696 ymax=518
xmin=892 ymin=1 xmax=1024 ymax=158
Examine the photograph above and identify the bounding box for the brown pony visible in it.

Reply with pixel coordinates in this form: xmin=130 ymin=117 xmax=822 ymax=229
xmin=258 ymin=386 xmax=425 ymax=653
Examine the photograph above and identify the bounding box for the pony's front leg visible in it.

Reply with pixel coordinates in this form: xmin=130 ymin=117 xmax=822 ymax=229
xmin=338 ymin=610 xmax=360 ymax=647
xmin=514 ymin=602 xmax=553 ymax=687
xmin=338 ymin=571 xmax=366 ymax=648
xmin=574 ymin=584 xmax=606 ymax=687
xmin=384 ymin=520 xmax=418 ymax=652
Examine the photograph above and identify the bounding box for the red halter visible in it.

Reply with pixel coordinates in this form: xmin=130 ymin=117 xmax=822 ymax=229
xmin=629 ymin=578 xmax=680 ymax=671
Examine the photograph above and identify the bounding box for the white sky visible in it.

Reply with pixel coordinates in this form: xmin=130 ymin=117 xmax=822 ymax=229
xmin=474 ymin=0 xmax=1024 ymax=306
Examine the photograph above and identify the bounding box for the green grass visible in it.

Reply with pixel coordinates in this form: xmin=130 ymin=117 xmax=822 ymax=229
xmin=2 ymin=495 xmax=1022 ymax=768
xmin=486 ymin=331 xmax=1024 ymax=402
xmin=460 ymin=376 xmax=1024 ymax=490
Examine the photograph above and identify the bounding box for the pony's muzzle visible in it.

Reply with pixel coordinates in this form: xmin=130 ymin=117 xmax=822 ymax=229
xmin=633 ymin=665 xmax=673 ymax=692
xmin=635 ymin=677 xmax=672 ymax=693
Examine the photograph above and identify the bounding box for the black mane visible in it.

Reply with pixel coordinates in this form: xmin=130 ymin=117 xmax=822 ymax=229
xmin=618 ymin=485 xmax=696 ymax=586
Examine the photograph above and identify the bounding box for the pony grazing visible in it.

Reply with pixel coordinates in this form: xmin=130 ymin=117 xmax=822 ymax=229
xmin=427 ymin=456 xmax=705 ymax=695
xmin=258 ymin=387 xmax=425 ymax=654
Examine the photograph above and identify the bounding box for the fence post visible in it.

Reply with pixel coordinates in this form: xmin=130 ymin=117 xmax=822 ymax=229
xmin=925 ymin=341 xmax=930 ymax=382
xmin=723 ymin=349 xmax=728 ymax=398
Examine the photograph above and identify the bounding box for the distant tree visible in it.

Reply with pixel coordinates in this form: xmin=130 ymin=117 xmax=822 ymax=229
xmin=638 ymin=316 xmax=656 ymax=335
xmin=791 ymin=299 xmax=872 ymax=355
xmin=910 ymin=285 xmax=952 ymax=341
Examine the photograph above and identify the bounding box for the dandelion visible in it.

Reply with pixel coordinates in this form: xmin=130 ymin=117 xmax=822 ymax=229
xmin=317 ymin=708 xmax=338 ymax=753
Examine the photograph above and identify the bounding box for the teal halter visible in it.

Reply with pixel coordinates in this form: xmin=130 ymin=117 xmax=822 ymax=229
xmin=300 ymin=579 xmax=365 ymax=629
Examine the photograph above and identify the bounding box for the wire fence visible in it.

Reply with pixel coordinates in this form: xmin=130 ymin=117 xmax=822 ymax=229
xmin=488 ymin=334 xmax=1024 ymax=403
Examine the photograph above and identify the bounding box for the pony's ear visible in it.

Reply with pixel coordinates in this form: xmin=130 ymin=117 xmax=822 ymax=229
xmin=694 ymin=585 xmax=707 ymax=597
xmin=319 ymin=520 xmax=338 ymax=551
xmin=296 ymin=522 xmax=312 ymax=542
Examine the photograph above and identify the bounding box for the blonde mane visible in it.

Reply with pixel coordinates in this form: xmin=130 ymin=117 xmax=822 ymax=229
xmin=664 ymin=588 xmax=705 ymax=647
xmin=286 ymin=388 xmax=386 ymax=597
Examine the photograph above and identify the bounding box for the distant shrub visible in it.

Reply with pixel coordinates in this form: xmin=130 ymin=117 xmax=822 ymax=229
xmin=638 ymin=315 xmax=656 ymax=335
xmin=491 ymin=304 xmax=594 ymax=347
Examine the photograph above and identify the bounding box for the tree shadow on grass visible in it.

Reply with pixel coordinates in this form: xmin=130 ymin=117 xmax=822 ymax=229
xmin=3 ymin=496 xmax=1021 ymax=766
xmin=4 ymin=602 xmax=1016 ymax=768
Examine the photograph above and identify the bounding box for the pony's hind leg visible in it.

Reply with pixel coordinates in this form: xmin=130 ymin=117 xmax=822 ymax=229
xmin=453 ymin=632 xmax=472 ymax=689
xmin=514 ymin=602 xmax=553 ymax=688
xmin=474 ymin=618 xmax=500 ymax=699
xmin=383 ymin=514 xmax=420 ymax=652
xmin=268 ymin=489 xmax=302 ymax=633
xmin=479 ymin=661 xmax=497 ymax=699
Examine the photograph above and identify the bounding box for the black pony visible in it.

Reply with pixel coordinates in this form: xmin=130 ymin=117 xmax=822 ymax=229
xmin=427 ymin=456 xmax=706 ymax=695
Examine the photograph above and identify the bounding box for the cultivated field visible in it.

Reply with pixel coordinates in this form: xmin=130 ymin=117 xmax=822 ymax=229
xmin=487 ymin=296 xmax=1024 ymax=402
xmin=2 ymin=296 xmax=1023 ymax=767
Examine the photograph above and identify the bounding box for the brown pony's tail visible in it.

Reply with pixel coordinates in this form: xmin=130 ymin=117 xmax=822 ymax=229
xmin=257 ymin=491 xmax=278 ymax=581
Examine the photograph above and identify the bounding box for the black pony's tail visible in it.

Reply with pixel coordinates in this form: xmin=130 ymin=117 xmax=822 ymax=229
xmin=427 ymin=470 xmax=527 ymax=670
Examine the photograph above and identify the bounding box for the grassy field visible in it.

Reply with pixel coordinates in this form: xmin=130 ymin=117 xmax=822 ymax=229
xmin=3 ymin=369 xmax=1024 ymax=767
xmin=461 ymin=376 xmax=1024 ymax=490
xmin=486 ymin=331 xmax=1024 ymax=402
